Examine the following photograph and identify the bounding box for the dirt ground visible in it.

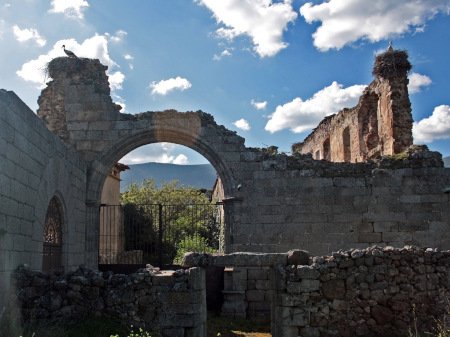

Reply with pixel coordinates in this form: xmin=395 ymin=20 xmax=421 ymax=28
xmin=207 ymin=312 xmax=271 ymax=337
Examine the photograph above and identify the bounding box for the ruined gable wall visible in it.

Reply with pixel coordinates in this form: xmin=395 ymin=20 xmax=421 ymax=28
xmin=293 ymin=49 xmax=413 ymax=162
xmin=0 ymin=90 xmax=88 ymax=313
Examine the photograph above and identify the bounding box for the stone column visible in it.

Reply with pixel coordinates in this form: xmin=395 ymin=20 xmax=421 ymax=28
xmin=85 ymin=200 xmax=100 ymax=268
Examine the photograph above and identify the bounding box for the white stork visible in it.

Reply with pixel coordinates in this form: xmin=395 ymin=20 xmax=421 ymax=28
xmin=62 ymin=45 xmax=78 ymax=58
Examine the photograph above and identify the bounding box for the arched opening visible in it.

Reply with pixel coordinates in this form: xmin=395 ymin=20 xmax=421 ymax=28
xmin=98 ymin=142 xmax=225 ymax=270
xmin=323 ymin=138 xmax=331 ymax=161
xmin=42 ymin=196 xmax=64 ymax=273
xmin=343 ymin=126 xmax=351 ymax=162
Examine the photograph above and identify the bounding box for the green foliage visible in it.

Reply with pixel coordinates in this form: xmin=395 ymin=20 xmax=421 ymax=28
xmin=121 ymin=179 xmax=210 ymax=205
xmin=121 ymin=179 xmax=219 ymax=265
xmin=173 ymin=233 xmax=217 ymax=265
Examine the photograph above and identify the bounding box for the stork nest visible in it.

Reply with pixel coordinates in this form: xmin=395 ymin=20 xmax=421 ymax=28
xmin=46 ymin=57 xmax=106 ymax=78
xmin=372 ymin=49 xmax=411 ymax=78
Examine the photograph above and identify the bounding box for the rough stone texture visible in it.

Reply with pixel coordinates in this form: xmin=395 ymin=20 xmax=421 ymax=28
xmin=0 ymin=90 xmax=87 ymax=314
xmin=8 ymin=265 xmax=206 ymax=337
xmin=37 ymin=57 xmax=121 ymax=141
xmin=292 ymin=48 xmax=413 ymax=162
xmin=273 ymin=246 xmax=450 ymax=337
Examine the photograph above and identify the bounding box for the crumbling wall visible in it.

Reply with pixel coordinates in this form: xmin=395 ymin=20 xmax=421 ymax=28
xmin=293 ymin=49 xmax=413 ymax=162
xmin=37 ymin=57 xmax=121 ymax=141
xmin=183 ymin=248 xmax=450 ymax=337
xmin=0 ymin=90 xmax=87 ymax=314
xmin=273 ymin=246 xmax=450 ymax=337
xmin=9 ymin=265 xmax=206 ymax=337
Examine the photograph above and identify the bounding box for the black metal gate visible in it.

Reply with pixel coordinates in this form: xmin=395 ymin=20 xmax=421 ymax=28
xmin=99 ymin=203 xmax=222 ymax=269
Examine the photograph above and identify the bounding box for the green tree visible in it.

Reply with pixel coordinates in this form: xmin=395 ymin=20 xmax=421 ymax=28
xmin=121 ymin=179 xmax=220 ymax=264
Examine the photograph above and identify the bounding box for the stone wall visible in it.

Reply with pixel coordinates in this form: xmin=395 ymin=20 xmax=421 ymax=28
xmin=273 ymin=246 xmax=450 ymax=337
xmin=292 ymin=48 xmax=413 ymax=162
xmin=8 ymin=265 xmax=206 ymax=337
xmin=0 ymin=90 xmax=87 ymax=313
xmin=231 ymin=147 xmax=450 ymax=254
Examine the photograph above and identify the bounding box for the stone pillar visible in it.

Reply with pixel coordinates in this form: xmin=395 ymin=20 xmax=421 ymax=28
xmin=372 ymin=48 xmax=413 ymax=155
xmin=85 ymin=200 xmax=100 ymax=268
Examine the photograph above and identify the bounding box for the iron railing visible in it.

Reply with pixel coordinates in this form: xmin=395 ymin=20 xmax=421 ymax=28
xmin=99 ymin=203 xmax=222 ymax=267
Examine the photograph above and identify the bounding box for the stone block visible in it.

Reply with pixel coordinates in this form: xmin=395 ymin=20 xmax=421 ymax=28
xmin=287 ymin=279 xmax=320 ymax=293
xmin=246 ymin=289 xmax=265 ymax=302
xmin=212 ymin=252 xmax=287 ymax=267
xmin=281 ymin=307 xmax=308 ymax=326
xmin=255 ymin=279 xmax=270 ymax=290
xmin=358 ymin=232 xmax=382 ymax=243
xmin=188 ymin=267 xmax=205 ymax=291
xmin=358 ymin=221 xmax=374 ymax=233
xmin=248 ymin=268 xmax=269 ymax=280
xmin=382 ymin=231 xmax=412 ymax=243
xmin=296 ymin=266 xmax=320 ymax=280
xmin=287 ymin=250 xmax=310 ymax=266
xmin=162 ymin=328 xmax=185 ymax=337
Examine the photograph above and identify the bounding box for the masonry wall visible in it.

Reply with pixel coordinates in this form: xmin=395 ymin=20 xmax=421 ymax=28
xmin=0 ymin=90 xmax=87 ymax=313
xmin=8 ymin=265 xmax=206 ymax=337
xmin=273 ymin=246 xmax=450 ymax=337
xmin=228 ymin=150 xmax=450 ymax=255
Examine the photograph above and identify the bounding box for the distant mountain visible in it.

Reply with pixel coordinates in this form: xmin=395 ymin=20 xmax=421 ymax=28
xmin=120 ymin=162 xmax=217 ymax=192
xmin=444 ymin=156 xmax=450 ymax=168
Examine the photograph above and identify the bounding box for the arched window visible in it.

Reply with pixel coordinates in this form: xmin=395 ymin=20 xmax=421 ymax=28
xmin=42 ymin=196 xmax=63 ymax=273
xmin=323 ymin=138 xmax=331 ymax=161
xmin=343 ymin=127 xmax=351 ymax=162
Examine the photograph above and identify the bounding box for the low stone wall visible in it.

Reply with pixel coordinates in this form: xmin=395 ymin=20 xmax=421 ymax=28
xmin=9 ymin=265 xmax=206 ymax=337
xmin=273 ymin=246 xmax=450 ymax=337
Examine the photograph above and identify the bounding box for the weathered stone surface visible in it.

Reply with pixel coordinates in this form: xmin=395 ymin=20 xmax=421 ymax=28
xmin=287 ymin=250 xmax=310 ymax=266
xmin=276 ymin=246 xmax=450 ymax=337
xmin=9 ymin=265 xmax=206 ymax=337
xmin=293 ymin=48 xmax=413 ymax=163
xmin=322 ymin=279 xmax=345 ymax=300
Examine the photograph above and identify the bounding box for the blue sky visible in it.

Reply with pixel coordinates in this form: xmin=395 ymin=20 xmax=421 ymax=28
xmin=1 ymin=0 xmax=449 ymax=165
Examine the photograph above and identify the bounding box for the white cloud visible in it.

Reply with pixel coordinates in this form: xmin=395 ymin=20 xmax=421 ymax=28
xmin=233 ymin=118 xmax=251 ymax=131
xmin=108 ymin=30 xmax=127 ymax=43
xmin=251 ymin=99 xmax=267 ymax=110
xmin=150 ymin=77 xmax=192 ymax=96
xmin=300 ymin=0 xmax=450 ymax=51
xmin=173 ymin=154 xmax=189 ymax=165
xmin=49 ymin=0 xmax=89 ymax=19
xmin=265 ymin=81 xmax=366 ymax=133
xmin=108 ymin=71 xmax=125 ymax=90
xmin=413 ymin=105 xmax=450 ymax=143
xmin=408 ymin=72 xmax=432 ymax=94
xmin=17 ymin=34 xmax=119 ymax=87
xmin=213 ymin=49 xmax=232 ymax=61
xmin=120 ymin=143 xmax=190 ymax=165
xmin=196 ymin=0 xmax=298 ymax=57
xmin=124 ymin=54 xmax=134 ymax=69
xmin=13 ymin=25 xmax=46 ymax=47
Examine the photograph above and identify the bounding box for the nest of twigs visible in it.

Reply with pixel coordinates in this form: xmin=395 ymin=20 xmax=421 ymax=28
xmin=372 ymin=49 xmax=411 ymax=78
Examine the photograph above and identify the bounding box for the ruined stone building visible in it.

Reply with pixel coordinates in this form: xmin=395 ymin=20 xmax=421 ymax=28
xmin=1 ymin=48 xmax=449 ymax=314
xmin=292 ymin=47 xmax=413 ymax=162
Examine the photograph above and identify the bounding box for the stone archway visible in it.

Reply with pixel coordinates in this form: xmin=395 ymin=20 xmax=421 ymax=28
xmin=37 ymin=58 xmax=249 ymax=267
